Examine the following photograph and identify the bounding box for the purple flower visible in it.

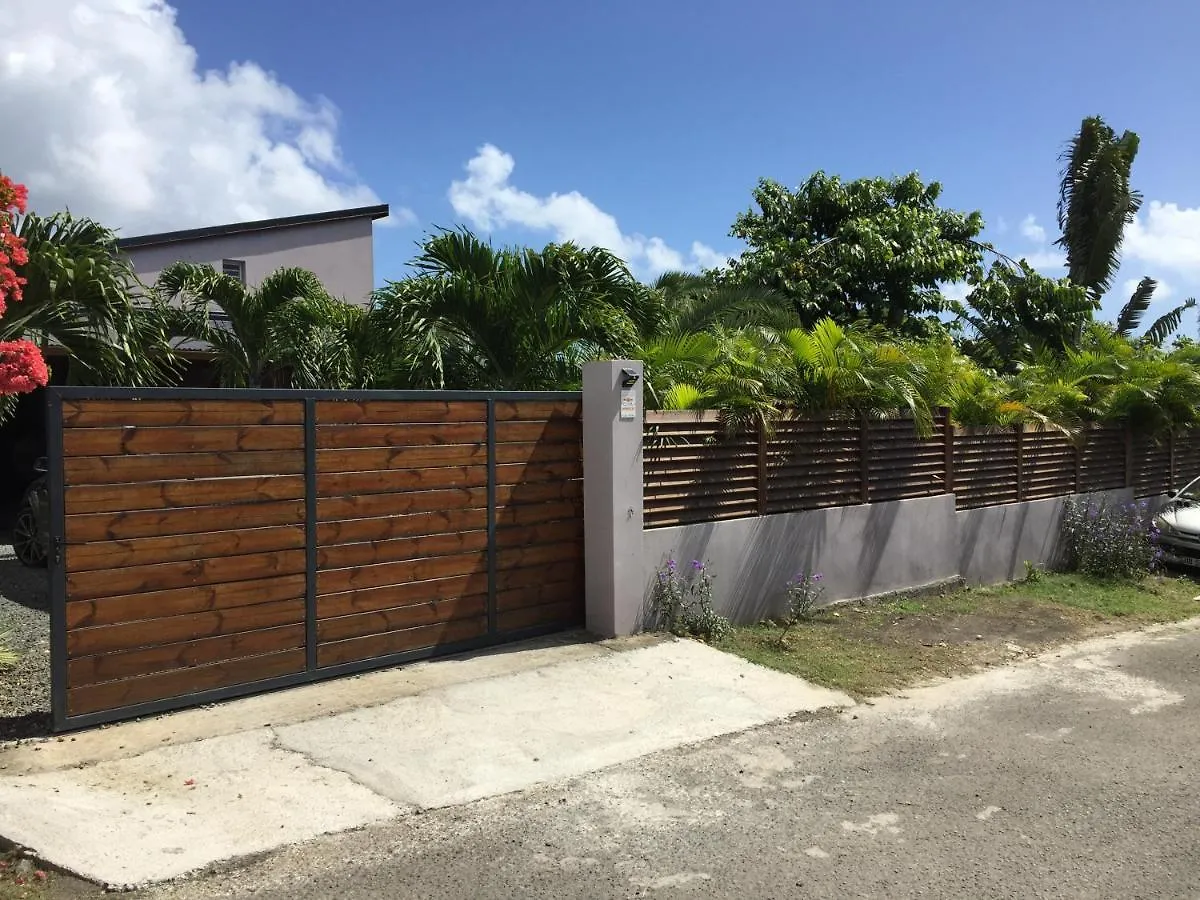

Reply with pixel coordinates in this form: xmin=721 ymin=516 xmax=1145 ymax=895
xmin=666 ymin=558 xmax=677 ymax=574
xmin=812 ymin=573 xmax=823 ymax=581
xmin=691 ymin=559 xmax=704 ymax=571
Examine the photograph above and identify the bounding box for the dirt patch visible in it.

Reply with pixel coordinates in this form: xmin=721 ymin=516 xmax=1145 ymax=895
xmin=721 ymin=573 xmax=1200 ymax=698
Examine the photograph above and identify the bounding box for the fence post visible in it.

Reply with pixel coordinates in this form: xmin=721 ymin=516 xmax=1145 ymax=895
xmin=942 ymin=408 xmax=954 ymax=496
xmin=1015 ymin=423 xmax=1025 ymax=501
xmin=757 ymin=421 xmax=769 ymax=515
xmin=1073 ymin=432 xmax=1083 ymax=494
xmin=1169 ymin=431 xmax=1177 ymax=492
xmin=859 ymin=414 xmax=871 ymax=504
xmin=303 ymin=397 xmax=318 ymax=673
xmin=1124 ymin=426 xmax=1134 ymax=489
xmin=582 ymin=360 xmax=645 ymax=638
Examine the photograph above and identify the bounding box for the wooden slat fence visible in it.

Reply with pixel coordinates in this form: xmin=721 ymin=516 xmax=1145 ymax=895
xmin=644 ymin=410 xmax=1199 ymax=527
xmin=50 ymin=389 xmax=585 ymax=730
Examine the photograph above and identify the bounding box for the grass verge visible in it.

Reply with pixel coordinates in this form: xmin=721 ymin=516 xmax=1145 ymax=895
xmin=718 ymin=572 xmax=1200 ymax=698
xmin=0 ymin=850 xmax=50 ymax=900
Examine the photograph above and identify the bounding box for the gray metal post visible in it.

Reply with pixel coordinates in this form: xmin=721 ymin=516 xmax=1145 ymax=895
xmin=582 ymin=360 xmax=645 ymax=637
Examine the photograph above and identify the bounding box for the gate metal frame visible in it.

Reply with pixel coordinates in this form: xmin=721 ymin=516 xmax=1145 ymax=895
xmin=47 ymin=386 xmax=585 ymax=732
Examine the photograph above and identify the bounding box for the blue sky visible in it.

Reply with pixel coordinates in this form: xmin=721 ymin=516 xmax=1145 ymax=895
xmin=8 ymin=1 xmax=1200 ymax=326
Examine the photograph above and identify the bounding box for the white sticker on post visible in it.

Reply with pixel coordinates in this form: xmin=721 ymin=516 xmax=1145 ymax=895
xmin=620 ymin=389 xmax=636 ymax=420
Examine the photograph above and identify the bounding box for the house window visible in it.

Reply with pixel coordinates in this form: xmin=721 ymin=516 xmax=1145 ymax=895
xmin=221 ymin=259 xmax=246 ymax=284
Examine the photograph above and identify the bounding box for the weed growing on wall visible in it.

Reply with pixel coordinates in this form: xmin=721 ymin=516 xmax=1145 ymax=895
xmin=779 ymin=571 xmax=824 ymax=646
xmin=1060 ymin=498 xmax=1159 ymax=578
xmin=650 ymin=558 xmax=731 ymax=642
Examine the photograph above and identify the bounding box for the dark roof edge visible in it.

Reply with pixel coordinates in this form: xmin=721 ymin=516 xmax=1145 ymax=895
xmin=115 ymin=204 xmax=391 ymax=250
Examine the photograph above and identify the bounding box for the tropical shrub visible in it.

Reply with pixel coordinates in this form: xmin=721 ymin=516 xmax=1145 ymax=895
xmin=778 ymin=571 xmax=824 ymax=646
xmin=650 ymin=557 xmax=731 ymax=642
xmin=1059 ymin=497 xmax=1158 ymax=578
xmin=0 ymin=174 xmax=47 ymax=421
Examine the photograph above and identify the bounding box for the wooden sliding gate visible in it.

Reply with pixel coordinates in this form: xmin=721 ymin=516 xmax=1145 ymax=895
xmin=47 ymin=388 xmax=585 ymax=730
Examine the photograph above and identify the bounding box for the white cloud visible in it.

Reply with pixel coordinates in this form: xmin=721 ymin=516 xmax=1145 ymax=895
xmin=1125 ymin=201 xmax=1200 ymax=278
xmin=1 ymin=0 xmax=408 ymax=236
xmin=690 ymin=241 xmax=732 ymax=270
xmin=939 ymin=280 xmax=971 ymax=303
xmin=1020 ymin=214 xmax=1047 ymax=243
xmin=376 ymin=208 xmax=418 ymax=229
xmin=1022 ymin=249 xmax=1067 ymax=272
xmin=448 ymin=144 xmax=726 ymax=277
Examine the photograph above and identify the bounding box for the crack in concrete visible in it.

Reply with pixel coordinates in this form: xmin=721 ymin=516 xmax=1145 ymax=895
xmin=264 ymin=727 xmax=415 ymax=813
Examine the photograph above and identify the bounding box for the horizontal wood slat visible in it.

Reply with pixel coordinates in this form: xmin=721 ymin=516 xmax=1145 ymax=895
xmin=63 ymin=400 xmax=303 ymax=428
xmin=317 ymin=617 xmax=488 ymax=668
xmin=315 ymin=466 xmax=488 ymax=497
xmin=67 ymin=550 xmax=307 ymax=602
xmin=66 ymin=599 xmax=305 ymax=657
xmin=315 ymin=400 xmax=487 ymax=424
xmin=494 ymin=420 xmax=581 ymax=443
xmin=315 ymin=423 xmax=488 ymax=449
xmin=317 ymin=508 xmax=489 ymax=545
xmin=65 ymin=499 xmax=305 ymax=542
xmin=67 ymin=649 xmax=305 ymax=717
xmin=316 ymin=445 xmax=487 ymax=472
xmin=317 ymin=573 xmax=491 ymax=619
xmin=68 ymin=624 xmax=306 ymax=687
xmin=494 ymin=401 xmax=581 ymax=421
xmin=65 ymin=475 xmax=306 ymax=515
xmin=67 ymin=525 xmax=306 ymax=571
xmin=65 ymin=574 xmax=307 ymax=629
xmin=317 ymin=595 xmax=488 ymax=643
xmin=63 ymin=425 xmax=304 ymax=456
xmin=316 ymin=552 xmax=488 ymax=596
xmin=317 ymin=531 xmax=488 ymax=569
xmin=316 ymin=487 xmax=488 ymax=522
xmin=497 ymin=599 xmax=583 ymax=634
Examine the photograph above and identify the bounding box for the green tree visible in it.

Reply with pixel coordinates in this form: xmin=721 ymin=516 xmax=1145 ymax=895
xmin=156 ymin=263 xmax=338 ymax=387
xmin=3 ymin=212 xmax=179 ymax=388
xmin=954 ymin=261 xmax=1096 ymax=373
xmin=369 ymin=230 xmax=658 ymax=390
xmin=725 ymin=172 xmax=985 ymax=334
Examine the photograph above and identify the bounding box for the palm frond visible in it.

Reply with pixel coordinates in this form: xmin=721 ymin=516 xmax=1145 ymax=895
xmin=1144 ymin=298 xmax=1197 ymax=347
xmin=1115 ymin=276 xmax=1156 ymax=337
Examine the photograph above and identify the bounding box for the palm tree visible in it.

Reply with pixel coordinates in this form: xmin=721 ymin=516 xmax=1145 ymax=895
xmin=156 ymin=263 xmax=340 ymax=388
xmin=650 ymin=271 xmax=798 ymax=335
xmin=369 ymin=230 xmax=656 ymax=391
xmin=1056 ymin=116 xmax=1196 ymax=345
xmin=1056 ymin=116 xmax=1142 ymax=299
xmin=2 ymin=213 xmax=179 ymax=390
xmin=784 ymin=319 xmax=938 ymax=434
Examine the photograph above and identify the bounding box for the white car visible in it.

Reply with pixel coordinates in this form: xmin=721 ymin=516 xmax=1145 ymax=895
xmin=1153 ymin=477 xmax=1200 ymax=567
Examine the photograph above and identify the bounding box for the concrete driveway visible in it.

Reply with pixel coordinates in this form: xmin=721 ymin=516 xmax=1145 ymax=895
xmin=139 ymin=620 xmax=1200 ymax=900
xmin=0 ymin=634 xmax=849 ymax=888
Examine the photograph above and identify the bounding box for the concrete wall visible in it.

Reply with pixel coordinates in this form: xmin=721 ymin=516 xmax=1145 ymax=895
xmin=124 ymin=217 xmax=376 ymax=305
xmin=642 ymin=490 xmax=1137 ymax=624
xmin=956 ymin=488 xmax=1134 ymax=585
xmin=644 ymin=495 xmax=959 ymax=624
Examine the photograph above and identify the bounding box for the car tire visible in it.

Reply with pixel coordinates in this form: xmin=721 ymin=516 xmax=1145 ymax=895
xmin=12 ymin=478 xmax=47 ymax=569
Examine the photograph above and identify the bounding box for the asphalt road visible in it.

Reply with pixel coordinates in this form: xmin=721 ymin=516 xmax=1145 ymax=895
xmin=146 ymin=623 xmax=1200 ymax=900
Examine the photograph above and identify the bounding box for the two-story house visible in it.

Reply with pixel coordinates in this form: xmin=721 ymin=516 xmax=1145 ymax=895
xmin=118 ymin=203 xmax=390 ymax=304
xmin=1 ymin=204 xmax=389 ymax=500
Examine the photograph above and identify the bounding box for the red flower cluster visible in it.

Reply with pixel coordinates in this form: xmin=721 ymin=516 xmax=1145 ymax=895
xmin=0 ymin=172 xmax=29 ymax=317
xmin=0 ymin=339 xmax=49 ymax=395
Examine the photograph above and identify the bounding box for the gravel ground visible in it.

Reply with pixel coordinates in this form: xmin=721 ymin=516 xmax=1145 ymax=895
xmin=0 ymin=541 xmax=51 ymax=740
